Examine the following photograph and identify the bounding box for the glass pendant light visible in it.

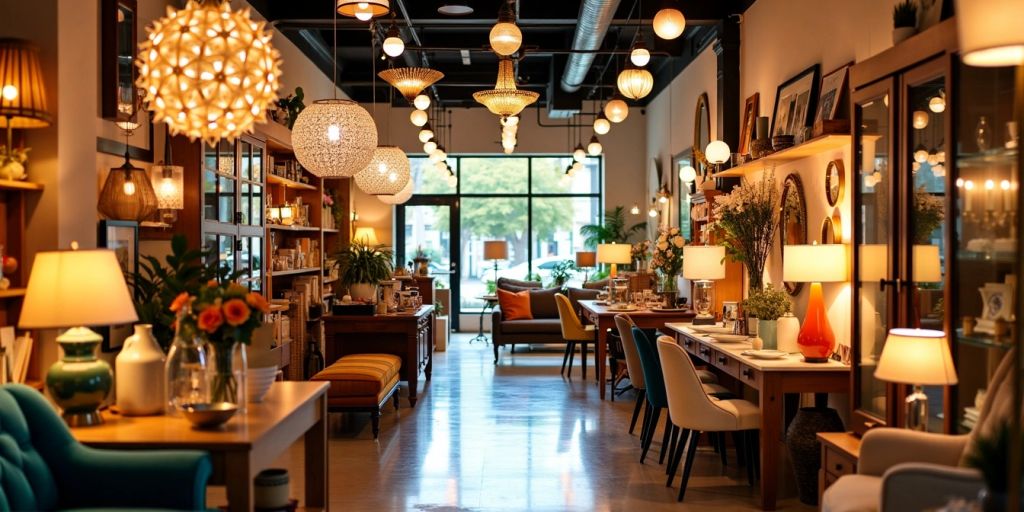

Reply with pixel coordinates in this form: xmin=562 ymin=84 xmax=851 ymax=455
xmin=617 ymin=65 xmax=654 ymax=100
xmin=587 ymin=135 xmax=603 ymax=156
xmin=410 ymin=109 xmax=428 ymax=126
xmin=630 ymin=203 xmax=641 ymax=215
xmin=573 ymin=143 xmax=587 ymax=162
xmin=630 ymin=33 xmax=651 ymax=67
xmin=489 ymin=1 xmax=522 ymax=56
xmin=679 ymin=164 xmax=697 ymax=182
xmin=413 ymin=94 xmax=431 ymax=110
xmin=593 ymin=112 xmax=611 ymax=134
xmin=423 ymin=139 xmax=437 ymax=154
xmin=653 ymin=4 xmax=686 ymax=40
xmin=418 ymin=123 xmax=434 ymax=143
xmin=605 ymin=97 xmax=629 ymax=123
xmin=382 ymin=18 xmax=404 ymax=57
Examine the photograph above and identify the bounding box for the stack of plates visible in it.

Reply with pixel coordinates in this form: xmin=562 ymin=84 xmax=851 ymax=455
xmin=692 ymin=325 xmax=733 ymax=334
xmin=708 ymin=333 xmax=750 ymax=343
xmin=247 ymin=366 xmax=279 ymax=403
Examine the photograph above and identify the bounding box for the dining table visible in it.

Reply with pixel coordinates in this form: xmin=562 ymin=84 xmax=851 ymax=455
xmin=664 ymin=323 xmax=850 ymax=511
xmin=576 ymin=299 xmax=696 ymax=400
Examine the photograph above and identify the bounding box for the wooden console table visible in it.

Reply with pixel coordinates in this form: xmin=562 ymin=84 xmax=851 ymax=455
xmin=665 ymin=324 xmax=850 ymax=510
xmin=71 ymin=381 xmax=329 ymax=511
xmin=323 ymin=305 xmax=434 ymax=406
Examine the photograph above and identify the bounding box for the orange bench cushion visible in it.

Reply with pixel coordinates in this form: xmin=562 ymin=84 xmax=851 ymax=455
xmin=311 ymin=353 xmax=402 ymax=408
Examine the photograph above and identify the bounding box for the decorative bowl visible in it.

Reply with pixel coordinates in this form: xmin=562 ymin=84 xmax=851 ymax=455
xmin=247 ymin=366 xmax=278 ymax=403
xmin=180 ymin=402 xmax=238 ymax=429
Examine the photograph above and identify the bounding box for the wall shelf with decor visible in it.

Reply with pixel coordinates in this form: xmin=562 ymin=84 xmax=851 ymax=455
xmin=712 ymin=134 xmax=878 ymax=178
xmin=0 ymin=180 xmax=44 ymax=386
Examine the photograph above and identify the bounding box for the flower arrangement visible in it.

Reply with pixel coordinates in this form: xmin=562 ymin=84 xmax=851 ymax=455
xmin=742 ymin=283 xmax=791 ymax=320
xmin=171 ymin=280 xmax=270 ymax=403
xmin=913 ymin=186 xmax=944 ymax=244
xmin=651 ymin=227 xmax=686 ymax=284
xmin=631 ymin=240 xmax=652 ymax=262
xmin=711 ymin=169 xmax=780 ymax=290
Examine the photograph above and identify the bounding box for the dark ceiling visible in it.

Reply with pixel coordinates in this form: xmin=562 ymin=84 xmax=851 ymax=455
xmin=250 ymin=0 xmax=754 ymax=111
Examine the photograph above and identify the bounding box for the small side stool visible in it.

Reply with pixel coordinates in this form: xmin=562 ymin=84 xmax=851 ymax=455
xmin=311 ymin=354 xmax=402 ymax=439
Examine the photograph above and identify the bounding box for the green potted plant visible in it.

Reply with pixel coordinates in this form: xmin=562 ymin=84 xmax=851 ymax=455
xmin=742 ymin=284 xmax=791 ymax=349
xmin=965 ymin=421 xmax=1016 ymax=512
xmin=334 ymin=242 xmax=394 ymax=301
xmin=893 ymin=0 xmax=918 ymax=45
xmin=549 ymin=260 xmax=576 ymax=288
xmin=580 ymin=206 xmax=647 ymax=248
xmin=274 ymin=86 xmax=305 ymax=129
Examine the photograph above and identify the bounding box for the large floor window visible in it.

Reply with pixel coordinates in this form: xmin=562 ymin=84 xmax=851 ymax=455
xmin=397 ymin=155 xmax=602 ymax=318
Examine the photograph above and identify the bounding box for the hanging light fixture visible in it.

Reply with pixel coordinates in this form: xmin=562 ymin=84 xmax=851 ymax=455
xmin=446 ymin=171 xmax=458 ymax=188
xmin=439 ymin=1 xmax=474 ymax=15
xmin=913 ymin=144 xmax=929 ymax=163
xmin=337 ymin=0 xmax=390 ymax=20
xmin=424 ymin=139 xmax=438 ymax=154
xmin=489 ymin=1 xmax=522 ymax=57
xmin=653 ymin=3 xmax=686 ymax=40
xmin=410 ymin=109 xmax=429 ymax=127
xmin=630 ymin=33 xmax=651 ymax=67
xmin=429 ymin=145 xmax=447 ymax=164
xmin=647 ymin=198 xmax=660 ymax=217
xmin=928 ymin=91 xmax=946 ymax=113
xmin=99 ymin=147 xmax=159 ymax=222
xmin=617 ymin=65 xmax=654 ymax=100
xmin=382 ymin=20 xmax=405 ymax=57
xmin=605 ymin=97 xmax=629 ymax=123
xmin=355 ymin=146 xmax=411 ymax=195
xmin=630 ymin=203 xmax=641 ymax=215
xmin=679 ymin=164 xmax=697 ymax=182
xmin=501 ymin=114 xmax=520 ymax=127
xmin=136 ymin=0 xmax=282 ymax=146
xmin=418 ymin=123 xmax=434 ymax=143
xmin=473 ymin=58 xmax=539 ymax=118
xmin=149 ymin=131 xmax=184 ymax=224
xmin=573 ymin=143 xmax=587 ymax=163
xmin=912 ymin=110 xmax=929 ymax=129
xmin=656 ymin=183 xmax=672 ymax=204
xmin=379 ymin=67 xmax=445 ymax=102
xmin=378 ymin=178 xmax=415 ymax=205
xmin=292 ymin=99 xmax=377 ymax=177
xmin=593 ymin=112 xmax=611 ymax=134
xmin=413 ymin=94 xmax=431 ymax=110
xmin=587 ymin=135 xmax=603 ymax=156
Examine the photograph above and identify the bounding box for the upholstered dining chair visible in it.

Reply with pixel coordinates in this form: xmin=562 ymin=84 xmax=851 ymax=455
xmin=657 ymin=336 xmax=760 ymax=502
xmin=0 ymin=383 xmax=211 ymax=511
xmin=614 ymin=314 xmax=646 ymax=435
xmin=554 ymin=293 xmax=597 ymax=379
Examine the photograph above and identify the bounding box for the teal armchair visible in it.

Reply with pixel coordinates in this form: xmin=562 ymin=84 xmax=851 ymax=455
xmin=0 ymin=384 xmax=211 ymax=511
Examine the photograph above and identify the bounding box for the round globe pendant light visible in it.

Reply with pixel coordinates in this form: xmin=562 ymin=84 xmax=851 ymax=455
xmin=413 ymin=94 xmax=431 ymax=110
xmin=489 ymin=1 xmax=522 ymax=56
xmin=418 ymin=123 xmax=434 ymax=143
xmin=617 ymin=65 xmax=654 ymax=100
xmin=446 ymin=173 xmax=458 ymax=188
xmin=382 ymin=23 xmax=405 ymax=57
xmin=605 ymin=97 xmax=629 ymax=123
xmin=705 ymin=140 xmax=731 ymax=165
xmin=136 ymin=0 xmax=282 ymax=146
xmin=337 ymin=0 xmax=390 ymax=20
xmin=291 ymin=99 xmax=377 ymax=177
xmin=593 ymin=112 xmax=611 ymax=135
xmin=587 ymin=135 xmax=603 ymax=156
xmin=679 ymin=164 xmax=696 ymax=182
xmin=378 ymin=178 xmax=414 ymax=205
xmin=653 ymin=6 xmax=686 ymax=40
xmin=410 ymin=109 xmax=428 ymax=126
xmin=423 ymin=140 xmax=437 ymax=153
xmin=573 ymin=143 xmax=587 ymax=163
xmin=355 ymin=146 xmax=411 ymax=195
xmin=629 ymin=33 xmax=651 ymax=67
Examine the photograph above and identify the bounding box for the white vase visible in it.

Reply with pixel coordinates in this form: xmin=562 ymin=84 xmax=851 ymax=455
xmin=115 ymin=324 xmax=166 ymax=416
xmin=349 ymin=283 xmax=378 ymax=302
xmin=435 ymin=316 xmax=449 ymax=352
xmin=777 ymin=313 xmax=801 ymax=354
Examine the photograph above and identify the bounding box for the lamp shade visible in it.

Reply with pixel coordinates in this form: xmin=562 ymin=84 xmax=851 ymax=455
xmin=483 ymin=240 xmax=508 ymax=261
xmin=575 ymin=251 xmax=596 ymax=268
xmin=955 ymin=0 xmax=1024 ymax=67
xmin=783 ymin=244 xmax=847 ymax=283
xmin=291 ymin=99 xmax=377 ymax=178
xmin=19 ymin=249 xmax=138 ymax=329
xmin=653 ymin=7 xmax=686 ymax=40
xmin=858 ymin=244 xmax=888 ymax=282
xmin=912 ymin=244 xmax=942 ymax=283
xmin=337 ymin=0 xmax=390 ymax=20
xmin=617 ymin=66 xmax=654 ymax=100
xmin=150 ymin=164 xmax=184 ymax=210
xmin=604 ymin=98 xmax=629 ymax=123
xmin=0 ymin=39 xmax=51 ymax=128
xmin=354 ymin=146 xmax=411 ymax=196
xmin=378 ymin=67 xmax=444 ymax=102
xmin=98 ymin=158 xmax=159 ymax=222
xmin=683 ymin=245 xmax=726 ymax=280
xmin=353 ymin=226 xmax=379 ymax=246
xmin=596 ymin=243 xmax=632 ymax=265
xmin=874 ymin=328 xmax=957 ymax=386
xmin=593 ymin=113 xmax=611 ymax=135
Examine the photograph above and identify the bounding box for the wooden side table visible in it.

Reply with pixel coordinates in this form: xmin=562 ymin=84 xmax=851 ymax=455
xmin=818 ymin=432 xmax=861 ymax=502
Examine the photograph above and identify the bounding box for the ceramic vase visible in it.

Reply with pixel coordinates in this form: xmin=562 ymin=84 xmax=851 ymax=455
xmin=115 ymin=324 xmax=166 ymax=416
xmin=254 ymin=469 xmax=291 ymax=509
xmin=349 ymin=283 xmax=378 ymax=302
xmin=777 ymin=313 xmax=801 ymax=353
xmin=46 ymin=328 xmax=113 ymax=426
xmin=757 ymin=319 xmax=778 ymax=350
xmin=786 ymin=407 xmax=844 ymax=505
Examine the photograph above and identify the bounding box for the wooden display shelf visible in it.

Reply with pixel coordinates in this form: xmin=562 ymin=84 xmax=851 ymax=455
xmin=712 ymin=134 xmax=858 ymax=178
xmin=259 ymin=120 xmax=293 ymax=152
xmin=268 ymin=303 xmax=289 ymax=312
xmin=322 ymin=228 xmax=340 ymax=234
xmin=267 ymin=224 xmax=321 ymax=232
xmin=0 ymin=180 xmax=44 ymax=192
xmin=323 ymin=276 xmax=338 ymax=284
xmin=271 ymin=267 xmax=321 ymax=277
xmin=0 ymin=288 xmax=27 ymax=299
xmin=267 ymin=173 xmax=318 ymax=190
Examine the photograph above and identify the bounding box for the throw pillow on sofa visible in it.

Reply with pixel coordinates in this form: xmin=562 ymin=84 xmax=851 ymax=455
xmin=527 ymin=287 xmax=561 ymax=319
xmin=497 ymin=289 xmax=532 ymax=320
xmin=497 ymin=277 xmax=543 ymax=293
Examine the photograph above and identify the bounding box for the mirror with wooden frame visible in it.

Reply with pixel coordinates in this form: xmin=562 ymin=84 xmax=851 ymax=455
xmin=102 ymin=0 xmax=138 ymax=121
xmin=825 ymin=159 xmax=845 ymax=207
xmin=780 ymin=173 xmax=807 ymax=295
xmin=693 ymin=93 xmax=711 ymax=178
xmin=821 ymin=213 xmax=843 ymax=244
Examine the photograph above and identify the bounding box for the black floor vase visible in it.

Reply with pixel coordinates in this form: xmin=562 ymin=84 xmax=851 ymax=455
xmin=786 ymin=407 xmax=844 ymax=505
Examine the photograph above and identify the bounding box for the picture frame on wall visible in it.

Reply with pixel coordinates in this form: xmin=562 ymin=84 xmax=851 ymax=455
xmin=814 ymin=64 xmax=850 ymax=124
xmin=770 ymin=64 xmax=821 ymax=139
xmin=97 ymin=220 xmax=139 ymax=352
xmin=739 ymin=93 xmax=759 ymax=156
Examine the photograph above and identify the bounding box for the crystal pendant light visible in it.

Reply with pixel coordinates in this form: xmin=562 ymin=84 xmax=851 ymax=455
xmin=473 ymin=58 xmax=539 ymax=117
xmin=378 ymin=67 xmax=445 ymax=102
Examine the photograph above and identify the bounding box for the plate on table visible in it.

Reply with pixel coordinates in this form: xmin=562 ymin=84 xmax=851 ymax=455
xmin=692 ymin=325 xmax=733 ymax=334
xmin=606 ymin=305 xmax=640 ymax=312
xmin=595 ymin=300 xmax=610 ymax=306
xmin=650 ymin=307 xmax=688 ymax=313
xmin=742 ymin=349 xmax=789 ymax=360
xmin=708 ymin=333 xmax=751 ymax=343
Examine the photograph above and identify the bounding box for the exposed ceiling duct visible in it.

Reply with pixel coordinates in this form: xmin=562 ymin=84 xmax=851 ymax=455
xmin=560 ymin=0 xmax=621 ymax=93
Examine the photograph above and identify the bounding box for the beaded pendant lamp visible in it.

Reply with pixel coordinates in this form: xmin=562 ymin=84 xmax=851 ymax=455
xmin=378 ymin=67 xmax=445 ymax=102
xmin=292 ymin=99 xmax=377 ymax=178
xmin=355 ymin=145 xmax=411 ymax=196
xmin=378 ymin=178 xmax=414 ymax=205
xmin=473 ymin=58 xmax=539 ymax=117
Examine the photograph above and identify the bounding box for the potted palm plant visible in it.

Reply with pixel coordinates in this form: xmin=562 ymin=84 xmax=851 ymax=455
xmin=335 ymin=242 xmax=395 ymax=302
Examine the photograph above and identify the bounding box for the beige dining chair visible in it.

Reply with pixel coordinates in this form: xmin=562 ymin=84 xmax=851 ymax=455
xmin=554 ymin=293 xmax=596 ymax=379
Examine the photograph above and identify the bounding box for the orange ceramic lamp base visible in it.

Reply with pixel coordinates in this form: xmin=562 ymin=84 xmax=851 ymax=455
xmin=797 ymin=282 xmax=835 ymax=363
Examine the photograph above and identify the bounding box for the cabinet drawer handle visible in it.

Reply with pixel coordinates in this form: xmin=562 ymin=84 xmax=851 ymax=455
xmin=741 ymin=368 xmax=753 ymax=378
xmin=834 ymin=463 xmax=844 ymax=471
xmin=684 ymin=339 xmax=692 ymax=347
xmin=717 ymin=356 xmax=727 ymax=365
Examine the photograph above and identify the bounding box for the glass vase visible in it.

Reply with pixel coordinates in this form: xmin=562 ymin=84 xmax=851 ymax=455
xmin=165 ymin=328 xmax=208 ymax=415
xmin=661 ymin=272 xmax=679 ymax=293
xmin=208 ymin=341 xmax=247 ymax=410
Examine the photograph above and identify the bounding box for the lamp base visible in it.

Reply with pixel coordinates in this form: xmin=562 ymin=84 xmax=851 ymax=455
xmin=801 ymin=356 xmax=831 ymax=364
xmin=63 ymin=410 xmax=104 ymax=427
xmin=905 ymin=385 xmax=929 ymax=432
xmin=46 ymin=327 xmax=113 ymax=428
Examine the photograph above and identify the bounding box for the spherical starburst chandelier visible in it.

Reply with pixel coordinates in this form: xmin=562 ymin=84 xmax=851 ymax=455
xmin=378 ymin=178 xmax=414 ymax=205
xmin=605 ymin=97 xmax=629 ymax=123
xmin=291 ymin=99 xmax=377 ymax=177
xmin=617 ymin=65 xmax=654 ymax=100
xmin=489 ymin=1 xmax=522 ymax=56
xmin=355 ymin=146 xmax=411 ymax=195
xmin=473 ymin=58 xmax=539 ymax=117
xmin=136 ymin=0 xmax=281 ymax=146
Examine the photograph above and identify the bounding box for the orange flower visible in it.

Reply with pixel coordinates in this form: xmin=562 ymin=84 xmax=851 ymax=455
xmin=245 ymin=292 xmax=271 ymax=314
xmin=170 ymin=292 xmax=190 ymax=312
xmin=197 ymin=306 xmax=224 ymax=333
xmin=207 ymin=279 xmax=219 ymax=287
xmin=223 ymin=299 xmax=251 ymax=326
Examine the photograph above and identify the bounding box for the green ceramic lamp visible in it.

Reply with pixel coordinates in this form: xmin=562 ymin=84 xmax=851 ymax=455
xmin=18 ymin=243 xmax=138 ymax=426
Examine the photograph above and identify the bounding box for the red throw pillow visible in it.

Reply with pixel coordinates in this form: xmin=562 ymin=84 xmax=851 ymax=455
xmin=497 ymin=289 xmax=533 ymax=320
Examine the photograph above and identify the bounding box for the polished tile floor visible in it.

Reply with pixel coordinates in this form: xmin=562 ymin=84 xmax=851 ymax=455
xmin=219 ymin=334 xmax=812 ymax=511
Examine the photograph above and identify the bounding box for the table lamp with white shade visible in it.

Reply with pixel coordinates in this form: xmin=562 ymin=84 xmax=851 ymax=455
xmin=874 ymin=328 xmax=957 ymax=431
xmin=18 ymin=245 xmax=139 ymax=426
xmin=353 ymin=226 xmax=379 ymax=246
xmin=483 ymin=240 xmax=508 ymax=286
xmin=596 ymin=243 xmax=631 ymax=279
xmin=683 ymin=245 xmax=725 ymax=325
xmin=783 ymin=243 xmax=847 ymax=362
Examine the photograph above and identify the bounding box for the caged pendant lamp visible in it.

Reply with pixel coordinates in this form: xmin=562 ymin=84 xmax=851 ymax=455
xmin=99 ymin=148 xmax=159 ymax=222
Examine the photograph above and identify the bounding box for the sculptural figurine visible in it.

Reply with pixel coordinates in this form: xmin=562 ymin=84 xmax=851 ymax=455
xmin=0 ymin=146 xmax=30 ymax=181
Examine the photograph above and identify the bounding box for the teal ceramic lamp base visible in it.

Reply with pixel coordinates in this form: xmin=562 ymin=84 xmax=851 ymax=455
xmin=46 ymin=326 xmax=113 ymax=427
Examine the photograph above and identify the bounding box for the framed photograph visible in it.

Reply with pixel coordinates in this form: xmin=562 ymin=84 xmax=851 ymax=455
xmin=771 ymin=64 xmax=821 ymax=138
xmin=97 ymin=220 xmax=139 ymax=352
xmin=814 ymin=64 xmax=850 ymax=124
xmin=739 ymin=93 xmax=759 ymax=156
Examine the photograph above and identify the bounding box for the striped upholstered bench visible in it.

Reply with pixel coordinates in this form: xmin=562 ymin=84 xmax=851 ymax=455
xmin=311 ymin=353 xmax=402 ymax=439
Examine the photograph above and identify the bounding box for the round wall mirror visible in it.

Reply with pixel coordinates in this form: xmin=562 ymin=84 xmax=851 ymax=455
xmin=825 ymin=159 xmax=845 ymax=207
xmin=780 ymin=173 xmax=807 ymax=295
xmin=821 ymin=213 xmax=843 ymax=244
xmin=693 ymin=93 xmax=711 ymax=178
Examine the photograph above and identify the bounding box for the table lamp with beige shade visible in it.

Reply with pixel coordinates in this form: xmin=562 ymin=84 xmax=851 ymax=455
xmin=874 ymin=328 xmax=957 ymax=432
xmin=596 ymin=243 xmax=631 ymax=279
xmin=483 ymin=240 xmax=508 ymax=286
xmin=18 ymin=244 xmax=138 ymax=426
xmin=783 ymin=243 xmax=847 ymax=362
xmin=683 ymin=245 xmax=725 ymax=324
xmin=353 ymin=226 xmax=379 ymax=246
xmin=575 ymin=250 xmax=596 ymax=283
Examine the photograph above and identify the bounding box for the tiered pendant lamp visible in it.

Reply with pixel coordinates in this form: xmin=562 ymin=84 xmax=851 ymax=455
xmin=473 ymin=58 xmax=539 ymax=117
xmin=136 ymin=0 xmax=281 ymax=145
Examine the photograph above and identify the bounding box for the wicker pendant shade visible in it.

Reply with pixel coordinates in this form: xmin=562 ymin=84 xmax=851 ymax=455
xmin=378 ymin=67 xmax=444 ymax=102
xmin=355 ymin=146 xmax=411 ymax=196
xmin=378 ymin=178 xmax=414 ymax=205
xmin=473 ymin=58 xmax=539 ymax=117
xmin=291 ymin=99 xmax=377 ymax=178
xmin=98 ymin=155 xmax=158 ymax=221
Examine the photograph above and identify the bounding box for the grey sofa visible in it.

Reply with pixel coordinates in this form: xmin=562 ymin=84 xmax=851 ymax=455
xmin=490 ymin=278 xmax=601 ymax=363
